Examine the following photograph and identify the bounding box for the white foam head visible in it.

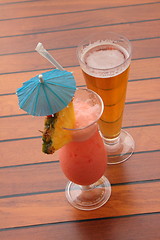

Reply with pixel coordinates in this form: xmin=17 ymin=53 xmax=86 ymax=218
xmin=80 ymin=40 xmax=130 ymax=78
xmin=86 ymin=49 xmax=125 ymax=69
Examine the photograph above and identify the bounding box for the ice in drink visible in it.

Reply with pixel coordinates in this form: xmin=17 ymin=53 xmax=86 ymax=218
xmin=78 ymin=41 xmax=131 ymax=139
xmin=59 ymin=98 xmax=107 ymax=186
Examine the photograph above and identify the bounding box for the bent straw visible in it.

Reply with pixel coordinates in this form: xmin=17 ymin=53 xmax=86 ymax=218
xmin=35 ymin=42 xmax=64 ymax=71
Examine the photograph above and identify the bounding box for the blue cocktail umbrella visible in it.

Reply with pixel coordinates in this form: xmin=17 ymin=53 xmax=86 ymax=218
xmin=16 ymin=69 xmax=76 ymax=116
xmin=17 ymin=43 xmax=76 ymax=116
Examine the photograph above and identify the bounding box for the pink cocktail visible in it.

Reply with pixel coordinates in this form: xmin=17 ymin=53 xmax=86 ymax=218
xmin=59 ymin=88 xmax=111 ymax=210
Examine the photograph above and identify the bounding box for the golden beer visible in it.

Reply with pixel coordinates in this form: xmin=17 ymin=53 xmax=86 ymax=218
xmin=78 ymin=41 xmax=131 ymax=140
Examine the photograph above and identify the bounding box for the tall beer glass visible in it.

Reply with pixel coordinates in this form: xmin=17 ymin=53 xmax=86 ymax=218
xmin=77 ymin=32 xmax=135 ymax=164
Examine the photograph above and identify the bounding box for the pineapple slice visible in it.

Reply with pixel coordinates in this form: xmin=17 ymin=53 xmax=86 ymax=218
xmin=42 ymin=101 xmax=75 ymax=154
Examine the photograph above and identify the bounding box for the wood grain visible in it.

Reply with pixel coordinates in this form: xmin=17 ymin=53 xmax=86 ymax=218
xmin=0 ymin=181 xmax=159 ymax=229
xmin=1 ymin=3 xmax=160 ymax=38
xmin=1 ymin=99 xmax=160 ymax=139
xmin=0 ymin=0 xmax=158 ymax=20
xmin=0 ymin=138 xmax=59 ymax=167
xmin=0 ymin=151 xmax=160 ymax=197
xmin=0 ymin=20 xmax=159 ymax=56
xmin=0 ymin=125 xmax=159 ymax=167
xmin=0 ymin=20 xmax=159 ymax=54
xmin=0 ymin=58 xmax=160 ymax=95
xmin=1 ymin=79 xmax=160 ymax=117
xmin=0 ymin=213 xmax=159 ymax=240
xmin=1 ymin=38 xmax=160 ymax=75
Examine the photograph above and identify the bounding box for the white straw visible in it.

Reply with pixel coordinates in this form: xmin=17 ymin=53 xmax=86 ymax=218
xmin=35 ymin=42 xmax=64 ymax=71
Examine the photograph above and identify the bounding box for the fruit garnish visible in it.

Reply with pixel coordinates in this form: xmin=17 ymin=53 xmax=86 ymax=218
xmin=42 ymin=101 xmax=75 ymax=154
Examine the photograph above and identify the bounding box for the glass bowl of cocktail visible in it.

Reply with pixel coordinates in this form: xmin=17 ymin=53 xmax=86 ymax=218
xmin=58 ymin=88 xmax=111 ymax=210
xmin=16 ymin=45 xmax=111 ymax=210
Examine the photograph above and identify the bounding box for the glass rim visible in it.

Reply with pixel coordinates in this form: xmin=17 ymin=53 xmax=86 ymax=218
xmin=76 ymin=31 xmax=132 ymax=72
xmin=63 ymin=88 xmax=104 ymax=131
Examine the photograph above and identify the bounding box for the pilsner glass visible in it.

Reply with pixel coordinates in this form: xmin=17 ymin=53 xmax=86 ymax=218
xmin=77 ymin=32 xmax=135 ymax=164
xmin=59 ymin=89 xmax=111 ymax=210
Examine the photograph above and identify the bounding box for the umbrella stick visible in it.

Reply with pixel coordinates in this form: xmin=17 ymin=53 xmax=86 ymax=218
xmin=38 ymin=74 xmax=44 ymax=83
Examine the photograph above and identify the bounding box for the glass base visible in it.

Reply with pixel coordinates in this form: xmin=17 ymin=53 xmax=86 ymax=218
xmin=65 ymin=176 xmax=111 ymax=211
xmin=103 ymin=129 xmax=135 ymax=165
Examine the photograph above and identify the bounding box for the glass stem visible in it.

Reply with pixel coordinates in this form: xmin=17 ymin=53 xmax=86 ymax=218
xmin=81 ymin=185 xmax=93 ymax=191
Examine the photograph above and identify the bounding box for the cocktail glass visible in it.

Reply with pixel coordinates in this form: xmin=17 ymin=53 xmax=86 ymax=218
xmin=59 ymin=88 xmax=111 ymax=210
xmin=77 ymin=32 xmax=135 ymax=164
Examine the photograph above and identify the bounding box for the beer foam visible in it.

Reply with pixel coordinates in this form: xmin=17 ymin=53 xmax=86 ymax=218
xmin=80 ymin=40 xmax=130 ymax=78
xmin=86 ymin=49 xmax=125 ymax=69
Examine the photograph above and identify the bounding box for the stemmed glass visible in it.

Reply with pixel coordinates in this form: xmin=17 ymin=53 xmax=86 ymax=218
xmin=59 ymin=88 xmax=111 ymax=210
xmin=77 ymin=32 xmax=135 ymax=164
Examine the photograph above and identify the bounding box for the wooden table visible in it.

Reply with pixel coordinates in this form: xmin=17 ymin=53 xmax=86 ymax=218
xmin=0 ymin=0 xmax=160 ymax=239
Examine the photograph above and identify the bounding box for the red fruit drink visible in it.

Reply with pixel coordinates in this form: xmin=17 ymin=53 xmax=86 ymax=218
xmin=59 ymin=97 xmax=107 ymax=186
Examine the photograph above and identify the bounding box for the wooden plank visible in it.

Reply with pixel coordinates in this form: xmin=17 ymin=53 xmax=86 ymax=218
xmin=1 ymin=79 xmax=160 ymax=116
xmin=0 ymin=115 xmax=43 ymax=140
xmin=123 ymin=101 xmax=160 ymax=126
xmin=133 ymin=38 xmax=160 ymax=59
xmin=128 ymin=126 xmax=160 ymax=152
xmin=0 ymin=151 xmax=160 ymax=197
xmin=0 ymin=20 xmax=159 ymax=55
xmin=0 ymin=138 xmax=59 ymax=167
xmin=126 ymin=79 xmax=160 ymax=103
xmin=106 ymin=151 xmax=160 ymax=184
xmin=0 ymin=0 xmax=35 ymax=4
xmin=0 ymin=0 xmax=158 ymax=19
xmin=1 ymin=100 xmax=160 ymax=140
xmin=0 ymin=58 xmax=159 ymax=94
xmin=0 ymin=39 xmax=160 ymax=75
xmin=0 ymin=3 xmax=159 ymax=38
xmin=0 ymin=213 xmax=159 ymax=240
xmin=0 ymin=181 xmax=159 ymax=229
xmin=0 ymin=161 xmax=66 ymax=197
xmin=129 ymin=58 xmax=160 ymax=81
xmin=0 ymin=125 xmax=159 ymax=166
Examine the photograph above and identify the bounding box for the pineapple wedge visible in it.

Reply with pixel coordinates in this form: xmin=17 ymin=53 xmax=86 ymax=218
xmin=42 ymin=101 xmax=75 ymax=154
